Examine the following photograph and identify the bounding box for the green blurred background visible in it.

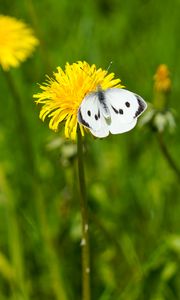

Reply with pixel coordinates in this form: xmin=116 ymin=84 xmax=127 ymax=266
xmin=0 ymin=0 xmax=180 ymax=299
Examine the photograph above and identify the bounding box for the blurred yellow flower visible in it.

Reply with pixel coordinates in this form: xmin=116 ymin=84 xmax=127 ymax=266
xmin=140 ymin=63 xmax=175 ymax=132
xmin=154 ymin=64 xmax=171 ymax=93
xmin=34 ymin=61 xmax=122 ymax=140
xmin=0 ymin=15 xmax=39 ymax=71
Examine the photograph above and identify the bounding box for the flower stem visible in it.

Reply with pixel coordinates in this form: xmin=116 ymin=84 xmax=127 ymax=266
xmin=156 ymin=132 xmax=180 ymax=180
xmin=77 ymin=128 xmax=91 ymax=300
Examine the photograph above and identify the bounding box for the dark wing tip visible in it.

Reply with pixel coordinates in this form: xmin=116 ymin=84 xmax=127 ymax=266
xmin=134 ymin=94 xmax=147 ymax=118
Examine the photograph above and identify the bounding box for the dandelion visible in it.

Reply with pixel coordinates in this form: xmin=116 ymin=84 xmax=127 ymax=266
xmin=34 ymin=61 xmax=123 ymax=300
xmin=0 ymin=15 xmax=39 ymax=71
xmin=0 ymin=15 xmax=39 ymax=172
xmin=33 ymin=61 xmax=123 ymax=140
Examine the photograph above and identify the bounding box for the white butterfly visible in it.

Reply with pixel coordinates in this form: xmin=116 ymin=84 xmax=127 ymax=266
xmin=77 ymin=88 xmax=147 ymax=138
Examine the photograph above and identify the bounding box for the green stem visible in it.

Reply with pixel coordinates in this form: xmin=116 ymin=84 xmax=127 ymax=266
xmin=77 ymin=128 xmax=91 ymax=300
xmin=156 ymin=132 xmax=180 ymax=180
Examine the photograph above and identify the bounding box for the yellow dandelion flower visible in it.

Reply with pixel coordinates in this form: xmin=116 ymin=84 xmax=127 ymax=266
xmin=0 ymin=15 xmax=39 ymax=71
xmin=154 ymin=64 xmax=171 ymax=93
xmin=34 ymin=61 xmax=123 ymax=140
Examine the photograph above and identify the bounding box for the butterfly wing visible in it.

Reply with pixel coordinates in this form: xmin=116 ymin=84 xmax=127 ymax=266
xmin=105 ymin=88 xmax=147 ymax=134
xmin=78 ymin=93 xmax=109 ymax=138
xmin=78 ymin=88 xmax=147 ymax=137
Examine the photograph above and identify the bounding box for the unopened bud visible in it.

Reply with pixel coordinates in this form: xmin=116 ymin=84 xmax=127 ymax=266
xmin=153 ymin=64 xmax=171 ymax=110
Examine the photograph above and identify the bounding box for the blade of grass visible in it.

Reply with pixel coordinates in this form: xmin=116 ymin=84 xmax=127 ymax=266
xmin=0 ymin=167 xmax=30 ymax=300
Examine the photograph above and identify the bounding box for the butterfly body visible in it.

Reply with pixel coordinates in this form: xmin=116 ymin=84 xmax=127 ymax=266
xmin=96 ymin=87 xmax=111 ymax=119
xmin=78 ymin=88 xmax=147 ymax=138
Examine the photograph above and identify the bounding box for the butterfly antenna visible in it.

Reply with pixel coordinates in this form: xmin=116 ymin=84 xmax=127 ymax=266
xmin=106 ymin=61 xmax=113 ymax=73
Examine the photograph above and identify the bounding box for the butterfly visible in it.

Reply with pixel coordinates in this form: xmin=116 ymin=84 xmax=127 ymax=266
xmin=77 ymin=87 xmax=147 ymax=138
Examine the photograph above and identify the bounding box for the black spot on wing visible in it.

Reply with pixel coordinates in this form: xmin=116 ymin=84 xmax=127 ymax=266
xmin=98 ymin=109 xmax=100 ymax=118
xmin=134 ymin=95 xmax=146 ymax=118
xmin=111 ymin=105 xmax=119 ymax=114
xmin=78 ymin=109 xmax=91 ymax=128
xmin=111 ymin=105 xmax=124 ymax=115
xmin=95 ymin=109 xmax=101 ymax=120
